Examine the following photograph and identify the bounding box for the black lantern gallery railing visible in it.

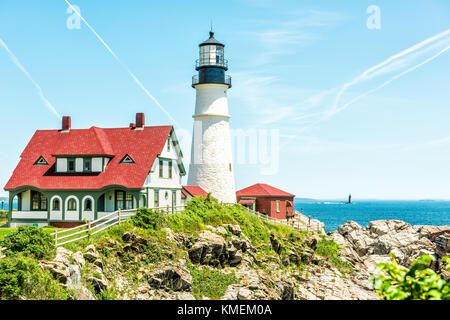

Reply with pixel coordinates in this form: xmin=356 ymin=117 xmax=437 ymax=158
xmin=192 ymin=75 xmax=232 ymax=88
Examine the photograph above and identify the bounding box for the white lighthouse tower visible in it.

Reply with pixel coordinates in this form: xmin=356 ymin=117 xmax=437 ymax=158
xmin=188 ymin=31 xmax=236 ymax=203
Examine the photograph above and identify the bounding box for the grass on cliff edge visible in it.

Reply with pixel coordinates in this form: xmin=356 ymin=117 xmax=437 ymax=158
xmin=164 ymin=196 xmax=310 ymax=244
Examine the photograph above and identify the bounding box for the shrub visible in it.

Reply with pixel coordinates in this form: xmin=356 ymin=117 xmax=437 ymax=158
xmin=0 ymin=255 xmax=67 ymax=300
xmin=372 ymin=254 xmax=450 ymax=300
xmin=0 ymin=226 xmax=55 ymax=259
xmin=130 ymin=208 xmax=166 ymax=230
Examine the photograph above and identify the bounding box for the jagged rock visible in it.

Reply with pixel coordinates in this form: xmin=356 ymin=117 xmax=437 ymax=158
xmin=148 ymin=261 xmax=192 ymax=291
xmin=84 ymin=245 xmax=100 ymax=263
xmin=40 ymin=261 xmax=70 ymax=284
xmin=335 ymin=220 xmax=440 ymax=270
xmin=270 ymin=233 xmax=282 ymax=255
xmin=188 ymin=230 xmax=227 ymax=265
xmin=225 ymin=224 xmax=242 ymax=237
xmin=277 ymin=280 xmax=295 ymax=300
xmin=93 ymin=259 xmax=104 ymax=270
xmin=72 ymin=251 xmax=85 ymax=268
xmin=122 ymin=231 xmax=136 ymax=243
xmin=227 ymin=246 xmax=243 ymax=266
xmin=206 ymin=225 xmax=228 ymax=236
xmin=230 ymin=237 xmax=249 ymax=252
xmin=87 ymin=276 xmax=109 ymax=294
xmin=72 ymin=286 xmax=96 ymax=300
xmin=305 ymin=237 xmax=318 ymax=251
xmin=237 ymin=287 xmax=253 ymax=300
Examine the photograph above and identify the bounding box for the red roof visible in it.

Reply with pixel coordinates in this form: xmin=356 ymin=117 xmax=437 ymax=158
xmin=182 ymin=186 xmax=214 ymax=199
xmin=238 ymin=199 xmax=255 ymax=204
xmin=236 ymin=183 xmax=295 ymax=197
xmin=4 ymin=126 xmax=173 ymax=191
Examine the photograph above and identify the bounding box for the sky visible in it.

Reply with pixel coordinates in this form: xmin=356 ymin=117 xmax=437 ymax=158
xmin=0 ymin=0 xmax=450 ymax=200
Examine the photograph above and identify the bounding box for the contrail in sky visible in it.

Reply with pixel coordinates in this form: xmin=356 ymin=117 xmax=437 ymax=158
xmin=329 ymin=29 xmax=450 ymax=118
xmin=64 ymin=0 xmax=180 ymax=127
xmin=0 ymin=38 xmax=61 ymax=119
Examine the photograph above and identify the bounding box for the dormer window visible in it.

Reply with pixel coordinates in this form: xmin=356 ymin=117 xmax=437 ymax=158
xmin=120 ymin=154 xmax=135 ymax=164
xmin=68 ymin=159 xmax=75 ymax=172
xmin=34 ymin=156 xmax=48 ymax=166
xmin=84 ymin=158 xmax=91 ymax=172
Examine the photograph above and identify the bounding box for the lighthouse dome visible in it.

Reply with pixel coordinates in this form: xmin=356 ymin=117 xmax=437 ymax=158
xmin=199 ymin=31 xmax=225 ymax=47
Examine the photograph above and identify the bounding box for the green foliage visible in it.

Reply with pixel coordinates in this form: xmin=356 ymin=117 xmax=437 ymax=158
xmin=187 ymin=262 xmax=237 ymax=300
xmin=0 ymin=255 xmax=67 ymax=300
xmin=96 ymin=287 xmax=120 ymax=300
xmin=166 ymin=196 xmax=298 ymax=245
xmin=0 ymin=226 xmax=55 ymax=259
xmin=315 ymin=237 xmax=352 ymax=273
xmin=373 ymin=254 xmax=450 ymax=300
xmin=130 ymin=208 xmax=166 ymax=230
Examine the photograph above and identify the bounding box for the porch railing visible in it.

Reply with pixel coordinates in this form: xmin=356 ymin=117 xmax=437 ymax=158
xmin=51 ymin=205 xmax=186 ymax=247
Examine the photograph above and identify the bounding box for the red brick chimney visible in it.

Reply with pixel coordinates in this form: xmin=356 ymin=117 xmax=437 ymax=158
xmin=61 ymin=116 xmax=71 ymax=132
xmin=136 ymin=113 xmax=145 ymax=129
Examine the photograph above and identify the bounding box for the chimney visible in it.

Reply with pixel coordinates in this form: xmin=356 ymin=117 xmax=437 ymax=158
xmin=61 ymin=116 xmax=71 ymax=132
xmin=136 ymin=113 xmax=145 ymax=130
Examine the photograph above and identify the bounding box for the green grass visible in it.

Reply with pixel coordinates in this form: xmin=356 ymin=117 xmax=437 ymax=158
xmin=187 ymin=262 xmax=237 ymax=300
xmin=315 ymin=237 xmax=352 ymax=273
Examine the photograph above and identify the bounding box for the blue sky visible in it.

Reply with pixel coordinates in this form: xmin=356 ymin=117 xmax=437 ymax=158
xmin=0 ymin=0 xmax=450 ymax=200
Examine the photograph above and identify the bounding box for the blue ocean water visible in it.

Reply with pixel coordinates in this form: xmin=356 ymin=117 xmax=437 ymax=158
xmin=294 ymin=200 xmax=450 ymax=233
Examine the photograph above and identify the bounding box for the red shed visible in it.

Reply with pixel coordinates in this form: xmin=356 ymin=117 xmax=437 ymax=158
xmin=236 ymin=183 xmax=295 ymax=220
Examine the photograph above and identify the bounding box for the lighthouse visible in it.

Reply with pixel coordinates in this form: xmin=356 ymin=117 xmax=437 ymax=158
xmin=187 ymin=31 xmax=236 ymax=203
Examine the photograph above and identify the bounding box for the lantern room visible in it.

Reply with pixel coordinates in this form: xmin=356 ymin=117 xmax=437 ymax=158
xmin=192 ymin=31 xmax=231 ymax=88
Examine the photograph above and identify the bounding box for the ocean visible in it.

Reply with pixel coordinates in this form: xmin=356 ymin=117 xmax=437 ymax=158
xmin=294 ymin=200 xmax=450 ymax=233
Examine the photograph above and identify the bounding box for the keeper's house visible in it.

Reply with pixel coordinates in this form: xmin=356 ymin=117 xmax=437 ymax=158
xmin=4 ymin=113 xmax=186 ymax=228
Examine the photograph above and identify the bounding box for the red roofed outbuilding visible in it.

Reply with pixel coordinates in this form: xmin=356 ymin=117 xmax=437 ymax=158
xmin=236 ymin=183 xmax=295 ymax=220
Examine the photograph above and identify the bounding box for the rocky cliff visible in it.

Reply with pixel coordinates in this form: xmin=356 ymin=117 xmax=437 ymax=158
xmin=328 ymin=220 xmax=450 ymax=281
xmin=19 ymin=203 xmax=450 ymax=301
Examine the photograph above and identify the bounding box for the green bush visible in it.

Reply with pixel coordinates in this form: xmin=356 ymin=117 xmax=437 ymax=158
xmin=0 ymin=226 xmax=55 ymax=260
xmin=372 ymin=254 xmax=450 ymax=300
xmin=0 ymin=255 xmax=67 ymax=300
xmin=130 ymin=208 xmax=166 ymax=230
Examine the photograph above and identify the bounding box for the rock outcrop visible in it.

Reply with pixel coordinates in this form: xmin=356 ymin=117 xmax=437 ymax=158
xmin=329 ymin=220 xmax=449 ymax=275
